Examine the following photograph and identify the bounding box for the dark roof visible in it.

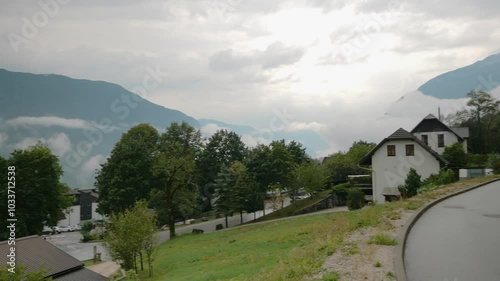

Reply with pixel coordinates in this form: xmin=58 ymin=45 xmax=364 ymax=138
xmin=0 ymin=236 xmax=107 ymax=280
xmin=451 ymin=127 xmax=470 ymax=138
xmin=359 ymin=128 xmax=449 ymax=166
xmin=55 ymin=267 xmax=108 ymax=281
xmin=411 ymin=114 xmax=465 ymax=140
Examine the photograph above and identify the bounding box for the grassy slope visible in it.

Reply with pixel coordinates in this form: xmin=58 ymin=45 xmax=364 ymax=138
xmin=143 ymin=176 xmax=499 ymax=281
xmin=252 ymin=190 xmax=333 ymax=223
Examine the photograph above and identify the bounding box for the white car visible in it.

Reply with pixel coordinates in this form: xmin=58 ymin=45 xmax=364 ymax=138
xmin=59 ymin=225 xmax=75 ymax=232
xmin=52 ymin=226 xmax=61 ymax=234
xmin=73 ymin=224 xmax=81 ymax=231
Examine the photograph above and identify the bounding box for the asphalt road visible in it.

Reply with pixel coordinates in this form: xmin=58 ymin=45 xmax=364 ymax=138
xmin=157 ymin=200 xmax=291 ymax=244
xmin=405 ymin=181 xmax=500 ymax=281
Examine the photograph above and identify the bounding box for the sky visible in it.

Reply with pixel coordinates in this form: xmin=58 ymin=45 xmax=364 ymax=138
xmin=1 ymin=0 xmax=500 ymax=157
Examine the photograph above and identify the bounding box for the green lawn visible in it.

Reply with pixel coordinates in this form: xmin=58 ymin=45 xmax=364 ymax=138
xmin=141 ymin=176 xmax=499 ymax=281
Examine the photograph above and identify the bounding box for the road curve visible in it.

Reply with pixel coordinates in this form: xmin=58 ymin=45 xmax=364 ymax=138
xmin=404 ymin=181 xmax=500 ymax=281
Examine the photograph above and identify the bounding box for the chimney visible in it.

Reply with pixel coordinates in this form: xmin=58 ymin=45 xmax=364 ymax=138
xmin=438 ymin=106 xmax=441 ymax=120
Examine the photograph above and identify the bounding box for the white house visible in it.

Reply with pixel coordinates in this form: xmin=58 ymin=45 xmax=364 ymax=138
xmin=411 ymin=114 xmax=469 ymax=155
xmin=58 ymin=188 xmax=103 ymax=227
xmin=360 ymin=128 xmax=448 ymax=203
xmin=359 ymin=114 xmax=469 ymax=203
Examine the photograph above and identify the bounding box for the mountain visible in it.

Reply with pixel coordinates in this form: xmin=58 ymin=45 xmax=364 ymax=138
xmin=0 ymin=69 xmax=329 ymax=188
xmin=418 ymin=53 xmax=500 ymax=99
xmin=0 ymin=69 xmax=198 ymax=127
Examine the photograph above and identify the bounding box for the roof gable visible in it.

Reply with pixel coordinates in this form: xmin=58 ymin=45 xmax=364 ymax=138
xmin=359 ymin=128 xmax=449 ymax=166
xmin=411 ymin=114 xmax=464 ymax=140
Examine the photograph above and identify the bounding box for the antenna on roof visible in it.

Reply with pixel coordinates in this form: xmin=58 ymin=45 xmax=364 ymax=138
xmin=438 ymin=106 xmax=441 ymax=120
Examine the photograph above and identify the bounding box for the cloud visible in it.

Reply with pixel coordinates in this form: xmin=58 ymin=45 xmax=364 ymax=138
xmin=200 ymin=123 xmax=229 ymax=138
xmin=13 ymin=137 xmax=40 ymax=150
xmin=208 ymin=41 xmax=305 ymax=72
xmin=5 ymin=116 xmax=119 ymax=130
xmin=76 ymin=154 xmax=107 ymax=187
xmin=47 ymin=133 xmax=72 ymax=157
xmin=285 ymin=121 xmax=326 ymax=133
xmin=0 ymin=133 xmax=8 ymax=150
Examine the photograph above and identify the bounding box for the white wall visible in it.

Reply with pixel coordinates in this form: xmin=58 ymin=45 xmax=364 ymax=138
xmin=371 ymin=140 xmax=441 ymax=203
xmin=412 ymin=131 xmax=462 ymax=154
xmin=58 ymin=205 xmax=81 ymax=226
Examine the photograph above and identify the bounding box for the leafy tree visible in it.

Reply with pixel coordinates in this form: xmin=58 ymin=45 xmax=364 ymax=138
xmin=466 ymin=90 xmax=500 ymax=153
xmin=291 ymin=161 xmax=327 ymax=199
xmin=486 ymin=153 xmax=500 ymax=174
xmin=442 ymin=143 xmax=467 ymax=168
xmin=269 ymin=140 xmax=295 ymax=187
xmin=96 ymin=124 xmax=160 ymax=215
xmin=105 ymin=201 xmax=157 ymax=276
xmin=324 ymin=141 xmax=376 ymax=185
xmin=286 ymin=140 xmax=308 ymax=165
xmin=154 ymin=122 xmax=202 ymax=238
xmin=405 ymin=168 xmax=421 ymax=198
xmin=447 ymin=91 xmax=500 ymax=153
xmin=0 ymin=143 xmax=71 ymax=239
xmin=213 ymin=165 xmax=234 ymax=228
xmin=195 ymin=129 xmax=246 ymax=211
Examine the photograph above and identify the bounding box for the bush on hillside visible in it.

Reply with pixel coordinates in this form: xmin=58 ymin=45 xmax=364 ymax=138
xmin=486 ymin=153 xmax=500 ymax=174
xmin=405 ymin=168 xmax=421 ymax=198
xmin=467 ymin=154 xmax=488 ymax=168
xmin=347 ymin=189 xmax=365 ymax=210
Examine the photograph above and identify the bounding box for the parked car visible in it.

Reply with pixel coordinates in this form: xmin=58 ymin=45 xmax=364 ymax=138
xmin=42 ymin=226 xmax=54 ymax=235
xmin=59 ymin=225 xmax=75 ymax=232
xmin=52 ymin=226 xmax=61 ymax=234
xmin=73 ymin=224 xmax=81 ymax=231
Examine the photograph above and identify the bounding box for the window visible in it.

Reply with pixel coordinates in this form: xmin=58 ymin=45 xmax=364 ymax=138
xmin=406 ymin=144 xmax=415 ymax=156
xmin=421 ymin=135 xmax=428 ymax=145
xmin=387 ymin=145 xmax=396 ymax=156
xmin=438 ymin=134 xmax=444 ymax=147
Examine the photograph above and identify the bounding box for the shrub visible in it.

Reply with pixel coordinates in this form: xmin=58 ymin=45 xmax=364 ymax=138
xmin=486 ymin=153 xmax=500 ymax=174
xmin=467 ymin=154 xmax=488 ymax=168
xmin=442 ymin=143 xmax=467 ymax=168
xmin=374 ymin=261 xmax=382 ymax=268
xmin=331 ymin=183 xmax=350 ymax=196
xmin=405 ymin=168 xmax=421 ymax=197
xmin=215 ymin=224 xmax=224 ymax=231
xmin=368 ymin=234 xmax=397 ymax=246
xmin=81 ymin=221 xmax=93 ymax=233
xmin=347 ymin=189 xmax=365 ymax=210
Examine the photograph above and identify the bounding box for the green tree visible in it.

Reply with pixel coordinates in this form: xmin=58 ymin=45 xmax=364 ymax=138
xmin=213 ymin=165 xmax=234 ymax=228
xmin=96 ymin=124 xmax=160 ymax=215
xmin=0 ymin=143 xmax=71 ymax=239
xmin=286 ymin=140 xmax=308 ymax=165
xmin=291 ymin=161 xmax=327 ymax=199
xmin=195 ymin=129 xmax=246 ymax=211
xmin=324 ymin=141 xmax=376 ymax=185
xmin=442 ymin=143 xmax=468 ymax=168
xmin=154 ymin=122 xmax=202 ymax=238
xmin=105 ymin=201 xmax=157 ymax=276
xmin=405 ymin=168 xmax=421 ymax=198
xmin=466 ymin=90 xmax=500 ymax=153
